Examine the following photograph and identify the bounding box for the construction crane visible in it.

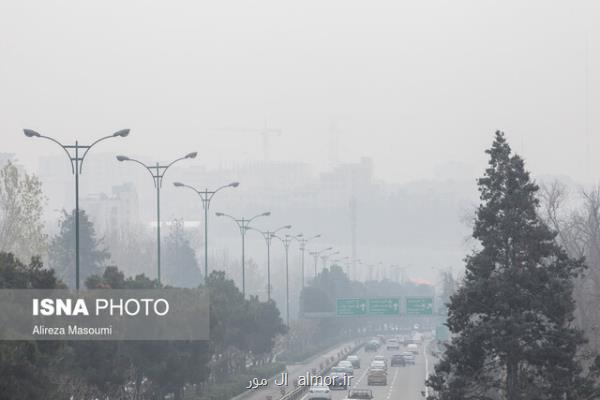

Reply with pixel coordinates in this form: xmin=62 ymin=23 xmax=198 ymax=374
xmin=220 ymin=121 xmax=282 ymax=161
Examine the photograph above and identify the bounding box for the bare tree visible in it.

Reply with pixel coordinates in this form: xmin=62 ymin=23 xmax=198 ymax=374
xmin=539 ymin=181 xmax=600 ymax=359
xmin=0 ymin=161 xmax=47 ymax=262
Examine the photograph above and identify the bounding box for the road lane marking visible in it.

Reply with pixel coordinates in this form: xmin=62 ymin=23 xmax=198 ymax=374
xmin=385 ymin=368 xmax=399 ymax=399
xmin=352 ymin=368 xmax=369 ymax=388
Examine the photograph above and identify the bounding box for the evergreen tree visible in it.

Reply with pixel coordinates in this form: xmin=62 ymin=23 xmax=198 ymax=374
xmin=162 ymin=219 xmax=202 ymax=288
xmin=48 ymin=209 xmax=110 ymax=288
xmin=0 ymin=252 xmax=63 ymax=400
xmin=427 ymin=131 xmax=595 ymax=400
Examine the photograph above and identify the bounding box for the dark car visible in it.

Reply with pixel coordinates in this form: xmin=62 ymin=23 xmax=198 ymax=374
xmin=346 ymin=388 xmax=374 ymax=399
xmin=390 ymin=354 xmax=406 ymax=367
xmin=401 ymin=352 xmax=416 ymax=365
xmin=365 ymin=340 xmax=379 ymax=352
xmin=328 ymin=371 xmax=348 ymax=390
xmin=367 ymin=368 xmax=387 ymax=386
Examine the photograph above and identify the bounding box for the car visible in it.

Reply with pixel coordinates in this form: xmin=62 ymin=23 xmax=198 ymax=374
xmin=407 ymin=343 xmax=419 ymax=354
xmin=337 ymin=360 xmax=354 ymax=375
xmin=308 ymin=395 xmax=332 ymax=400
xmin=365 ymin=340 xmax=379 ymax=352
xmin=308 ymin=384 xmax=332 ymax=400
xmin=346 ymin=388 xmax=374 ymax=399
xmin=373 ymin=355 xmax=387 ymax=365
xmin=401 ymin=352 xmax=416 ymax=364
xmin=390 ymin=354 xmax=406 ymax=367
xmin=328 ymin=370 xmax=348 ymax=390
xmin=367 ymin=368 xmax=387 ymax=385
xmin=370 ymin=360 xmax=387 ymax=371
xmin=330 ymin=366 xmax=348 ymax=375
xmin=386 ymin=338 xmax=400 ymax=350
xmin=412 ymin=333 xmax=423 ymax=344
xmin=346 ymin=354 xmax=361 ymax=369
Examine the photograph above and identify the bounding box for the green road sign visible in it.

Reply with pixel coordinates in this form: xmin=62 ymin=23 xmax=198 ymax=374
xmin=406 ymin=297 xmax=434 ymax=315
xmin=368 ymin=298 xmax=400 ymax=315
xmin=336 ymin=298 xmax=368 ymax=316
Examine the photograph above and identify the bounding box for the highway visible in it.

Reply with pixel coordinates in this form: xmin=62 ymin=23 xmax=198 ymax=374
xmin=240 ymin=337 xmax=434 ymax=400
xmin=304 ymin=339 xmax=434 ymax=400
xmin=241 ymin=340 xmax=360 ymax=400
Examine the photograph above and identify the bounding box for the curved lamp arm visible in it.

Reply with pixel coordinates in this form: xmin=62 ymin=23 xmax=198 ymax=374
xmin=245 ymin=225 xmax=267 ymax=238
xmin=80 ymin=129 xmax=129 ymax=172
xmin=307 ymin=234 xmax=321 ymax=242
xmin=24 ymin=130 xmax=74 ymax=174
xmin=160 ymin=152 xmax=197 ymax=187
xmin=116 ymin=156 xmax=157 ymax=184
xmin=248 ymin=211 xmax=271 ymax=224
xmin=173 ymin=182 xmax=201 ymax=195
xmin=213 ymin=182 xmax=240 ymax=197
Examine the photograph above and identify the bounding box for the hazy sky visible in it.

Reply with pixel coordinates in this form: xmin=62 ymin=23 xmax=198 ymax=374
xmin=2 ymin=1 xmax=599 ymax=183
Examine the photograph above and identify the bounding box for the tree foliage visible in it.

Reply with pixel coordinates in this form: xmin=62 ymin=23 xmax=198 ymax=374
xmin=48 ymin=209 xmax=110 ymax=288
xmin=540 ymin=181 xmax=600 ymax=367
xmin=163 ymin=219 xmax=202 ymax=288
xmin=0 ymin=254 xmax=289 ymax=399
xmin=427 ymin=131 xmax=596 ymax=400
xmin=0 ymin=252 xmax=63 ymax=400
xmin=208 ymin=271 xmax=287 ymax=362
xmin=0 ymin=161 xmax=47 ymax=262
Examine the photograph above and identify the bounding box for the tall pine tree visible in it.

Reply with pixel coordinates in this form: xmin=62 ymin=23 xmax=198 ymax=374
xmin=427 ymin=132 xmax=595 ymax=400
xmin=48 ymin=209 xmax=110 ymax=288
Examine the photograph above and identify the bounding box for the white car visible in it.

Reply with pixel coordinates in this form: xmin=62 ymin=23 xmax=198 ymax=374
xmin=407 ymin=343 xmax=419 ymax=354
xmin=373 ymin=355 xmax=387 ymax=366
xmin=346 ymin=354 xmax=361 ymax=368
xmin=370 ymin=360 xmax=387 ymax=371
xmin=337 ymin=360 xmax=354 ymax=375
xmin=308 ymin=384 xmax=332 ymax=400
xmin=386 ymin=339 xmax=400 ymax=350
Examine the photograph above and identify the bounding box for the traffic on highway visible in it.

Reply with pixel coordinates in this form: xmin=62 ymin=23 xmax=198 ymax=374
xmin=302 ymin=331 xmax=433 ymax=400
xmin=240 ymin=329 xmax=435 ymax=400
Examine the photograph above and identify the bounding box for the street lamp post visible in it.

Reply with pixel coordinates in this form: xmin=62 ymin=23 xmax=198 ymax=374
xmin=116 ymin=152 xmax=197 ymax=284
xmin=351 ymin=258 xmax=362 ymax=281
xmin=24 ymin=128 xmax=130 ymax=290
xmin=308 ymin=246 xmax=333 ymax=278
xmin=367 ymin=264 xmax=375 ymax=281
xmin=216 ymin=211 xmax=270 ymax=296
xmin=274 ymin=233 xmax=302 ymax=327
xmin=354 ymin=259 xmax=365 ymax=281
xmin=173 ymin=181 xmax=239 ymax=284
xmin=248 ymin=225 xmax=291 ymax=301
xmin=297 ymin=234 xmax=320 ymax=289
xmin=321 ymin=250 xmax=339 ymax=271
xmin=331 ymin=256 xmax=350 ymax=275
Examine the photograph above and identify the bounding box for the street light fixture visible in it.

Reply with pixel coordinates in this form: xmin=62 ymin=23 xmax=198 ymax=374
xmin=331 ymin=256 xmax=350 ymax=275
xmin=247 ymin=225 xmax=291 ymax=301
xmin=116 ymin=152 xmax=197 ymax=284
xmin=216 ymin=211 xmax=270 ymax=296
xmin=308 ymin=246 xmax=333 ymax=279
xmin=173 ymin=181 xmax=239 ymax=284
xmin=321 ymin=250 xmax=340 ymax=270
xmin=273 ymin=233 xmax=303 ymax=327
xmin=24 ymin=128 xmax=130 ymax=290
xmin=296 ymin=234 xmax=321 ymax=289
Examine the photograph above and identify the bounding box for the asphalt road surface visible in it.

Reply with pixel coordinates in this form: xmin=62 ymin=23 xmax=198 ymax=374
xmin=303 ymin=340 xmax=434 ymax=400
xmin=241 ymin=338 xmax=434 ymax=400
xmin=242 ymin=340 xmax=359 ymax=400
